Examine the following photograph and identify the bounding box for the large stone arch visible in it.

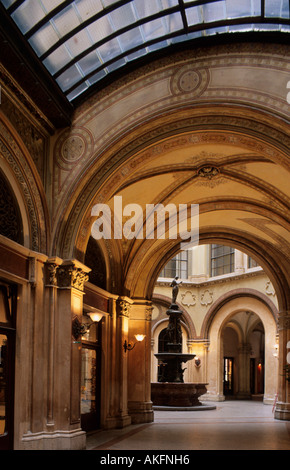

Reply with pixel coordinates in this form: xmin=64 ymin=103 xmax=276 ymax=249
xmin=0 ymin=112 xmax=49 ymax=253
xmin=50 ymin=43 xmax=289 ymax=271
xmin=201 ymin=288 xmax=279 ymax=339
xmin=47 ymin=41 xmax=290 ymax=422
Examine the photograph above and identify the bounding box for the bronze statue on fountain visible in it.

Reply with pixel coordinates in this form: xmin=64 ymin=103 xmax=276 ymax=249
xmin=151 ymin=276 xmax=213 ymax=409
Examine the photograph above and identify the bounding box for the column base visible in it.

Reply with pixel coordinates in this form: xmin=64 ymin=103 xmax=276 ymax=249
xmin=236 ymin=392 xmax=252 ymax=400
xmin=274 ymin=402 xmax=290 ymax=421
xmin=20 ymin=429 xmax=86 ymax=450
xmin=104 ymin=414 xmax=132 ymax=429
xmin=128 ymin=401 xmax=154 ymax=424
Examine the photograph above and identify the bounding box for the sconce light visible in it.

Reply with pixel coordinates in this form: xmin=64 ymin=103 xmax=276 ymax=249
xmin=123 ymin=334 xmax=145 ymax=353
xmin=72 ymin=310 xmax=106 ymax=341
xmin=194 ymin=356 xmax=201 ymax=367
xmin=273 ymin=343 xmax=279 ymax=358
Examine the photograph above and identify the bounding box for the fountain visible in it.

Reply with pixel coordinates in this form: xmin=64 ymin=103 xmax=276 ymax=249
xmin=151 ymin=277 xmax=215 ymax=409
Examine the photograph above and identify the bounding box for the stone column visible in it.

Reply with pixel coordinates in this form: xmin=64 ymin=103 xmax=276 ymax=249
xmin=21 ymin=258 xmax=90 ymax=450
xmin=127 ymin=300 xmax=154 ymax=424
xmin=113 ymin=296 xmax=133 ymax=428
xmin=275 ymin=311 xmax=290 ymax=420
xmin=236 ymin=342 xmax=252 ymax=399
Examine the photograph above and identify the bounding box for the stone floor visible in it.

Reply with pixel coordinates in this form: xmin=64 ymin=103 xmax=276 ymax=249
xmin=86 ymin=400 xmax=290 ymax=451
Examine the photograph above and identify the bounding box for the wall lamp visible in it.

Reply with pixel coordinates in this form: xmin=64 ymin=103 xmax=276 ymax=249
xmin=123 ymin=334 xmax=145 ymax=353
xmin=72 ymin=311 xmax=106 ymax=341
xmin=194 ymin=356 xmax=201 ymax=367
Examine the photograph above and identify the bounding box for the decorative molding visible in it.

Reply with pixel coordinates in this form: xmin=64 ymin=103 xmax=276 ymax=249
xmin=181 ymin=291 xmax=196 ymax=307
xmin=170 ymin=65 xmax=209 ymax=97
xmin=265 ymin=280 xmax=276 ymax=297
xmin=197 ymin=166 xmax=220 ymax=179
xmin=200 ymin=290 xmax=213 ymax=306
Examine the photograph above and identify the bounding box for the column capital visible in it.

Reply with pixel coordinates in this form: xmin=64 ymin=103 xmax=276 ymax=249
xmin=45 ymin=258 xmax=91 ymax=291
xmin=117 ymin=296 xmax=134 ymax=317
xmin=278 ymin=311 xmax=290 ymax=330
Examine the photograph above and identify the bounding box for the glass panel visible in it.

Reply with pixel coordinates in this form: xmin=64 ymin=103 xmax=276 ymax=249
xmin=106 ymin=57 xmax=126 ymax=72
xmin=75 ymin=0 xmax=103 ymax=21
xmin=43 ymin=44 xmax=72 ymax=74
xmin=78 ymin=51 xmax=102 ymax=75
xmin=109 ymin=3 xmax=137 ymax=30
xmin=41 ymin=0 xmax=67 ymax=12
xmin=118 ymin=26 xmax=144 ymax=51
xmin=186 ymin=6 xmax=203 ymax=26
xmin=0 ymin=0 xmax=16 ymax=7
xmin=101 ymin=0 xmax=121 ymax=7
xmin=265 ymin=0 xmax=289 ymax=17
xmin=141 ymin=17 xmax=165 ymax=40
xmin=56 ymin=64 xmax=84 ymax=91
xmin=0 ymin=288 xmax=10 ymax=325
xmin=126 ymin=47 xmax=147 ymax=61
xmin=87 ymin=15 xmax=114 ymax=43
xmin=81 ymin=348 xmax=97 ymax=414
xmin=12 ymin=0 xmax=46 ymax=34
xmin=97 ymin=37 xmax=122 ymax=62
xmin=29 ymin=23 xmax=60 ymax=56
xmin=87 ymin=68 xmax=107 ymax=85
xmin=0 ymin=334 xmax=7 ymax=436
xmin=203 ymin=1 xmax=227 ymax=23
xmin=134 ymin=0 xmax=161 ymax=18
xmin=53 ymin=4 xmax=80 ymax=37
xmin=65 ymin=29 xmax=93 ymax=57
xmin=226 ymin=0 xmax=253 ymax=18
xmin=66 ymin=82 xmax=89 ymax=101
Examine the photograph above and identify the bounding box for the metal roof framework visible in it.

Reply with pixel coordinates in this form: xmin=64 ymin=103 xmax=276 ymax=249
xmin=1 ymin=0 xmax=289 ymax=104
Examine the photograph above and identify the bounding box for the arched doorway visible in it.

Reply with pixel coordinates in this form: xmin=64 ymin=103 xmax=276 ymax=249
xmin=222 ymin=313 xmax=266 ymax=400
xmin=206 ymin=296 xmax=277 ymax=403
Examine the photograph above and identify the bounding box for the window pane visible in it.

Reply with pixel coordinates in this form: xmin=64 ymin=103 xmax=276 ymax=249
xmin=75 ymin=0 xmax=103 ymax=21
xmin=29 ymin=23 xmax=60 ymax=56
xmin=265 ymin=0 xmax=289 ymax=17
xmin=211 ymin=244 xmax=234 ymax=276
xmin=81 ymin=348 xmax=97 ymax=414
xmin=0 ymin=334 xmax=8 ymax=436
xmin=53 ymin=4 xmax=80 ymax=37
xmin=56 ymin=64 xmax=83 ymax=91
xmin=12 ymin=0 xmax=46 ymax=34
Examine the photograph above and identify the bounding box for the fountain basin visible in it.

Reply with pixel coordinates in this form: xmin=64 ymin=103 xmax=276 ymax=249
xmin=151 ymin=382 xmax=208 ymax=407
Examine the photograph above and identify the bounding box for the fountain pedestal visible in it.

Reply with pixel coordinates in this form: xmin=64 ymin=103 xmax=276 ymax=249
xmin=151 ymin=288 xmax=214 ymax=410
xmin=151 ymin=382 xmax=208 ymax=407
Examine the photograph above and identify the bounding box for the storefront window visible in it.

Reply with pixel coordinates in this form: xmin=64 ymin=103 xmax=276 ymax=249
xmin=0 ymin=334 xmax=7 ymax=436
xmin=81 ymin=348 xmax=97 ymax=415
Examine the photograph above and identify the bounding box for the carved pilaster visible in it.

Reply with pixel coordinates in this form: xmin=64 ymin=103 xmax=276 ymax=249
xmin=46 ymin=262 xmax=58 ymax=287
xmin=145 ymin=304 xmax=153 ymax=321
xmin=278 ymin=311 xmax=290 ymax=331
xmin=117 ymin=298 xmax=132 ymax=318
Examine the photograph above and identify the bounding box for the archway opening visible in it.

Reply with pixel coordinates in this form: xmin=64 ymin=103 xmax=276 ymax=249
xmin=151 ymin=243 xmax=278 ymax=404
xmin=222 ymin=313 xmax=265 ymax=401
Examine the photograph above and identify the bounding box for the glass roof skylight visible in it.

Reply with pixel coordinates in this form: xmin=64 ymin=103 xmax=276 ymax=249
xmin=1 ymin=0 xmax=289 ymax=102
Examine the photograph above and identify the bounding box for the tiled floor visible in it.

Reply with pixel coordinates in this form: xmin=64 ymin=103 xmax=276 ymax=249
xmin=86 ymin=401 xmax=290 ymax=451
